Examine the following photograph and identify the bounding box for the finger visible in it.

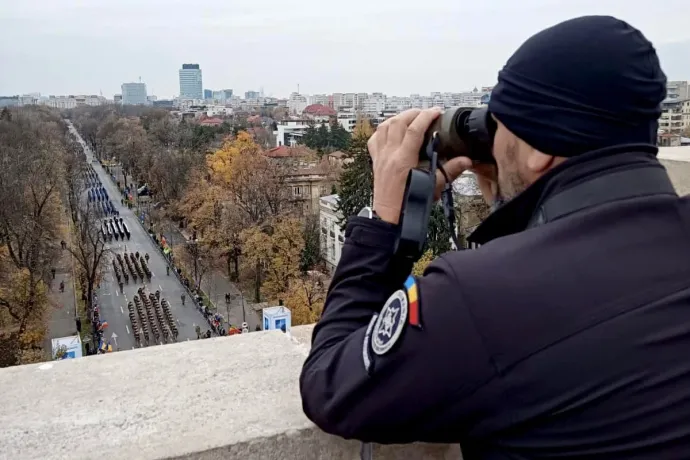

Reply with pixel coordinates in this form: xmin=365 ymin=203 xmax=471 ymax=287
xmin=433 ymin=157 xmax=473 ymax=200
xmin=386 ymin=109 xmax=422 ymax=146
xmin=401 ymin=108 xmax=443 ymax=154
xmin=469 ymin=164 xmax=499 ymax=205
xmin=470 ymin=163 xmax=498 ymax=182
xmin=374 ymin=120 xmax=389 ymax=148
xmin=367 ymin=133 xmax=380 ymax=160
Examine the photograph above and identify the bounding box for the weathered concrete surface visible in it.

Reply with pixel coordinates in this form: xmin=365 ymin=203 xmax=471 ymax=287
xmin=661 ymin=159 xmax=690 ymax=196
xmin=0 ymin=326 xmax=460 ymax=460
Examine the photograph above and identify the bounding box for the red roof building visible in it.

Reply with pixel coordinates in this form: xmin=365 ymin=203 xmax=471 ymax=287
xmin=265 ymin=145 xmax=291 ymax=158
xmin=199 ymin=117 xmax=224 ymax=127
xmin=303 ymin=104 xmax=336 ymax=117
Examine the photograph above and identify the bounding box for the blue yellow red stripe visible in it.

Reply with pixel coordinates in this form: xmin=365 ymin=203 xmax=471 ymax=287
xmin=405 ymin=275 xmax=421 ymax=327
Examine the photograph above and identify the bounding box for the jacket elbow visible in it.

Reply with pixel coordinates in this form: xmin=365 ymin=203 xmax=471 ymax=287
xmin=299 ymin=365 xmax=362 ymax=440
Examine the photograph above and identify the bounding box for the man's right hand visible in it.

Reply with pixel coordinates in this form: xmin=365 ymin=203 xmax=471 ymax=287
xmin=470 ymin=163 xmax=499 ymax=206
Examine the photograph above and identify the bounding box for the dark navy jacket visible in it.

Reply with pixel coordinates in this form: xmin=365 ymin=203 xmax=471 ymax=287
xmin=300 ymin=146 xmax=690 ymax=459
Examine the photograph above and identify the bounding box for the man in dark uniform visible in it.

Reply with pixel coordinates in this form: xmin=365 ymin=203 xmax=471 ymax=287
xmin=300 ymin=16 xmax=690 ymax=459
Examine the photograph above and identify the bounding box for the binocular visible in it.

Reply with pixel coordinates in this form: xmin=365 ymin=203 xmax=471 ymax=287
xmin=421 ymin=106 xmax=497 ymax=164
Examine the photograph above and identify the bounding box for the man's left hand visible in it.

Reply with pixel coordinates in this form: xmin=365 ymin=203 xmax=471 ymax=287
xmin=368 ymin=108 xmax=473 ymax=225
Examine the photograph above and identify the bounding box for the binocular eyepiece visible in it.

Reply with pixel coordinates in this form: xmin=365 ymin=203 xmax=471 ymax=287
xmin=422 ymin=106 xmax=497 ymax=164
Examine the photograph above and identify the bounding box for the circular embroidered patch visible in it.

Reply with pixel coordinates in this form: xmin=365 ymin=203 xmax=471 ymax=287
xmin=371 ymin=290 xmax=408 ymax=356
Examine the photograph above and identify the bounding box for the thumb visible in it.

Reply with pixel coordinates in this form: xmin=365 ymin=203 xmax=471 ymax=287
xmin=443 ymin=157 xmax=473 ymax=181
xmin=434 ymin=157 xmax=472 ymax=199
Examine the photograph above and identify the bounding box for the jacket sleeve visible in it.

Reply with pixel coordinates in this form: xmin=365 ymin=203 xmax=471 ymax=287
xmin=299 ymin=217 xmax=497 ymax=444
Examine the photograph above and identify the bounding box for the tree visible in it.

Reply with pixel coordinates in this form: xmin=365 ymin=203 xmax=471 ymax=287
xmin=329 ymin=119 xmax=351 ymax=151
xmin=301 ymin=122 xmax=318 ymax=149
xmin=300 ymin=215 xmax=322 ymax=272
xmin=316 ymin=124 xmax=330 ymax=153
xmin=335 ymin=118 xmax=374 ymax=229
xmin=427 ymin=204 xmax=453 ymax=256
xmin=240 ymin=217 xmax=304 ymax=302
xmin=207 ymin=132 xmax=291 ymax=224
xmin=283 ymin=272 xmax=327 ymax=325
xmin=179 ymin=240 xmax=216 ymax=290
xmin=412 ymin=250 xmax=435 ymax=276
xmin=0 ymin=107 xmax=64 ymax=354
xmin=67 ymin=202 xmax=110 ymax=311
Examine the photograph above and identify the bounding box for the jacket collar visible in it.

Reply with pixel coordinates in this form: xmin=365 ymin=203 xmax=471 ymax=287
xmin=468 ymin=144 xmax=676 ymax=246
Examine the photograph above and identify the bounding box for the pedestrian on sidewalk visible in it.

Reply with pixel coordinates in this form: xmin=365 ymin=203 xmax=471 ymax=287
xmin=195 ymin=324 xmax=201 ymax=339
xmin=60 ymin=240 xmax=66 ymax=249
xmin=59 ymin=281 xmax=65 ymax=293
xmin=166 ymin=266 xmax=170 ymax=276
xmin=51 ymin=268 xmax=56 ymax=279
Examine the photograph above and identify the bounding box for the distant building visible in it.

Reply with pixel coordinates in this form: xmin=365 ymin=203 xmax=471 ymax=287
xmin=667 ymin=81 xmax=689 ymax=100
xmin=18 ymin=94 xmax=39 ymax=106
xmin=480 ymin=91 xmax=491 ymax=105
xmin=152 ymin=99 xmax=174 ymax=108
xmin=0 ymin=97 xmax=19 ymax=108
xmin=147 ymin=95 xmax=157 ymax=103
xmin=337 ymin=110 xmax=357 ymax=133
xmin=659 ymin=97 xmax=690 ymax=135
xmin=319 ymin=194 xmax=345 ymax=272
xmin=121 ymin=82 xmax=147 ymax=105
xmin=114 ymin=94 xmax=122 ymax=104
xmin=40 ymin=95 xmax=106 ymax=109
xmin=274 ymin=120 xmax=326 ymax=147
xmin=659 ymin=133 xmax=682 ymax=147
xmin=199 ymin=117 xmax=224 ymax=127
xmin=453 ymin=172 xmax=490 ymax=249
xmin=204 ymin=89 xmax=213 ymax=99
xmin=326 ymin=151 xmax=353 ymax=167
xmin=179 ymin=64 xmax=203 ymax=100
xmin=245 ymin=91 xmax=260 ymax=100
xmin=303 ymin=104 xmax=336 ymax=122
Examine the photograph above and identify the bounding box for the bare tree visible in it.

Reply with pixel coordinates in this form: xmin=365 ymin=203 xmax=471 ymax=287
xmin=67 ymin=201 xmax=110 ymax=310
xmin=179 ymin=240 xmax=215 ymax=291
xmin=0 ymin=108 xmax=64 ymax=339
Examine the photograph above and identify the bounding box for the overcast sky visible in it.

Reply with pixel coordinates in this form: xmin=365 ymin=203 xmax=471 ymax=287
xmin=1 ymin=0 xmax=688 ymax=99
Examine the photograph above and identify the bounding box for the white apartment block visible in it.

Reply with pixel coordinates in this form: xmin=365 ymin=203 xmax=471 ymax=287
xmin=319 ymin=194 xmax=345 ymax=272
xmin=308 ymin=94 xmax=329 ymax=106
xmin=337 ymin=110 xmax=358 ymax=132
xmin=667 ymin=81 xmax=689 ymax=100
xmin=22 ymin=94 xmax=108 ymax=108
xmin=288 ymin=92 xmax=308 ymax=115
xmin=362 ymin=97 xmax=386 ymax=115
xmin=274 ymin=120 xmax=326 ymax=147
xmin=659 ymin=98 xmax=690 ymax=135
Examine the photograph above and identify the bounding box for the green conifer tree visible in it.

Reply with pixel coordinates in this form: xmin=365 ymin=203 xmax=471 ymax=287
xmin=335 ymin=120 xmax=374 ymax=229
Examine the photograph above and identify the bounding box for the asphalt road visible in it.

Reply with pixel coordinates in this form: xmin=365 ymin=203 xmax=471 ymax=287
xmin=67 ymin=121 xmax=211 ymax=351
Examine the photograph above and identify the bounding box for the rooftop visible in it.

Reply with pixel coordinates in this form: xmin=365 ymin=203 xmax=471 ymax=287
xmin=303 ymin=104 xmax=336 ymax=116
xmin=0 ymin=326 xmax=457 ymax=460
xmin=320 ymin=194 xmax=339 ymax=207
xmin=659 ymin=146 xmax=690 ymax=162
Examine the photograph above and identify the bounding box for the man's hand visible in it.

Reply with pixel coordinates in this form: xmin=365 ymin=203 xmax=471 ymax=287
xmin=470 ymin=163 xmax=499 ymax=206
xmin=368 ymin=108 xmax=473 ymax=225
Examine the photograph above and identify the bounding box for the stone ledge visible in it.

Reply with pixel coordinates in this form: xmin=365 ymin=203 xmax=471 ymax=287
xmin=0 ymin=326 xmax=459 ymax=460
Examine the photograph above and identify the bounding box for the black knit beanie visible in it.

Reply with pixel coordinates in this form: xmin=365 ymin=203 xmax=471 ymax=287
xmin=489 ymin=16 xmax=667 ymax=157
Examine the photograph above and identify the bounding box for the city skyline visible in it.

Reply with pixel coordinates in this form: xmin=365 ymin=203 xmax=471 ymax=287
xmin=2 ymin=1 xmax=689 ymax=99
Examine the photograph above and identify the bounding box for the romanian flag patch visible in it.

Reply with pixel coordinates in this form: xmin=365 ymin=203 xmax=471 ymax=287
xmin=404 ymin=275 xmax=421 ymax=328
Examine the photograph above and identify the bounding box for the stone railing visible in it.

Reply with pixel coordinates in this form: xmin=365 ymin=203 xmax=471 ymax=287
xmin=0 ymin=325 xmax=461 ymax=460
